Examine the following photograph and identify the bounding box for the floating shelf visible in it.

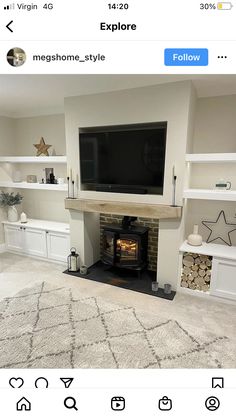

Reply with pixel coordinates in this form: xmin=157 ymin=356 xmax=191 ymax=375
xmin=0 ymin=156 xmax=67 ymax=164
xmin=186 ymin=153 xmax=236 ymax=163
xmin=183 ymin=188 xmax=236 ymax=201
xmin=180 ymin=240 xmax=236 ymax=261
xmin=0 ymin=181 xmax=67 ymax=191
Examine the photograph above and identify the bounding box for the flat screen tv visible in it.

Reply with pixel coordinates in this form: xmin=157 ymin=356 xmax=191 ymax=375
xmin=79 ymin=122 xmax=167 ymax=195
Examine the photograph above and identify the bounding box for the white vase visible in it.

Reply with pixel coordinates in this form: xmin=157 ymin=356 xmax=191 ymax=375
xmin=7 ymin=205 xmax=18 ymax=222
xmin=187 ymin=224 xmax=202 ymax=246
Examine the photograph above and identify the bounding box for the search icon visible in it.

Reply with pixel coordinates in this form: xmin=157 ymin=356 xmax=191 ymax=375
xmin=64 ymin=397 xmax=78 ymax=411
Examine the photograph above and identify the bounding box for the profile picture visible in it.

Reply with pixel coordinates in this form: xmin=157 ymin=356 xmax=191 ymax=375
xmin=7 ymin=47 xmax=26 ymax=67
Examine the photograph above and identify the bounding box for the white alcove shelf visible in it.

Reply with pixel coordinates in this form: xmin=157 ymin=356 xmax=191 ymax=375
xmin=0 ymin=156 xmax=67 ymax=164
xmin=180 ymin=240 xmax=236 ymax=262
xmin=183 ymin=189 xmax=236 ymax=201
xmin=0 ymin=181 xmax=67 ymax=191
xmin=185 ymin=153 xmax=236 ymax=163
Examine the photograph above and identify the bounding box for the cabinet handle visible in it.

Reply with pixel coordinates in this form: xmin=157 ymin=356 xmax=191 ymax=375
xmin=46 ymin=231 xmax=49 ymax=234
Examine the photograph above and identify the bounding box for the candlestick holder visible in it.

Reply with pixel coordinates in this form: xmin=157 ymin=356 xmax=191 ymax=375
xmin=67 ymin=176 xmax=70 ymax=199
xmin=71 ymin=180 xmax=75 ymax=199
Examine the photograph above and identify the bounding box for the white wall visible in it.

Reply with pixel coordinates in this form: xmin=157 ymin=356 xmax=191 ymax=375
xmin=193 ymin=95 xmax=236 ymax=153
xmin=14 ymin=114 xmax=66 ymax=156
xmin=65 ymin=81 xmax=196 ymax=288
xmin=0 ymin=116 xmax=15 ymax=245
xmin=185 ymin=94 xmax=236 ymax=245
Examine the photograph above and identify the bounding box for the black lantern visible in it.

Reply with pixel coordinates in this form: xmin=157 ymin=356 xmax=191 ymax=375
xmin=67 ymin=247 xmax=80 ymax=272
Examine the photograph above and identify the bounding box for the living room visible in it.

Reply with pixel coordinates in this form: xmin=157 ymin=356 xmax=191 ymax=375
xmin=0 ymin=74 xmax=235 ymax=368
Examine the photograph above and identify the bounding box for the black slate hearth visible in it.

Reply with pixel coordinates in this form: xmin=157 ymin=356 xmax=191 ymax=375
xmin=64 ymin=261 xmax=176 ymax=300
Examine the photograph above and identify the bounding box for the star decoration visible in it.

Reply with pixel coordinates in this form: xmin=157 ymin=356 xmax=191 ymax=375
xmin=34 ymin=137 xmax=51 ymax=156
xmin=202 ymin=210 xmax=236 ymax=246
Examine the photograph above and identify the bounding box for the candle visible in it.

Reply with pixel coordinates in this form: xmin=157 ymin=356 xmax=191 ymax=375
xmin=20 ymin=212 xmax=27 ymax=223
xmin=67 ymin=166 xmax=72 ymax=179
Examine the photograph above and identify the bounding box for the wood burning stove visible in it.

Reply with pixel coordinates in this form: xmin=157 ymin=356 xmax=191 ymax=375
xmin=102 ymin=217 xmax=149 ymax=272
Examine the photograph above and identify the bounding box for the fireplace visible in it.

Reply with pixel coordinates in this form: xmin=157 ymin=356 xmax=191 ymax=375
xmin=102 ymin=216 xmax=149 ymax=272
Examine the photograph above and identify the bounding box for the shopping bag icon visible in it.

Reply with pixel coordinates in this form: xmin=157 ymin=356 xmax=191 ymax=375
xmin=158 ymin=396 xmax=172 ymax=411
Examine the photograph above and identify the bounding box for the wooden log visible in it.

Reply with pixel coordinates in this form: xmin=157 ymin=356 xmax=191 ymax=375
xmin=183 ymin=266 xmax=191 ymax=275
xmin=199 ymin=269 xmax=206 ymax=277
xmin=183 ymin=255 xmax=194 ymax=267
xmin=195 ymin=276 xmax=206 ymax=286
xmin=201 ymin=284 xmax=210 ymax=292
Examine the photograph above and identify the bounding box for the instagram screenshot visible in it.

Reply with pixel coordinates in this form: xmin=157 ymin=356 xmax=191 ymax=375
xmin=0 ymin=0 xmax=235 ymax=417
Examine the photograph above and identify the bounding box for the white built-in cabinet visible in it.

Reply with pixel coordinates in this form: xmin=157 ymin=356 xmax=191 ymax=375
xmin=3 ymin=219 xmax=70 ymax=263
xmin=180 ymin=241 xmax=236 ymax=302
xmin=210 ymin=257 xmax=236 ymax=301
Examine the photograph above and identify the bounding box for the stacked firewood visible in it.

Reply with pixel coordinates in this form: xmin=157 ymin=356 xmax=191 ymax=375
xmin=181 ymin=252 xmax=212 ymax=292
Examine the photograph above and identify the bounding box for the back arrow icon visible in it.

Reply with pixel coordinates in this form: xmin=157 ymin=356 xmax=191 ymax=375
xmin=6 ymin=20 xmax=13 ymax=33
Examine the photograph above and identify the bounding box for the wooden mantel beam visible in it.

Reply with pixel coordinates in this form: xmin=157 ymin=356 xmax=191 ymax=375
xmin=65 ymin=198 xmax=182 ymax=219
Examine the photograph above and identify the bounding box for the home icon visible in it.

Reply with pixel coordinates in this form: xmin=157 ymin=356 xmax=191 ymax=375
xmin=16 ymin=397 xmax=31 ymax=411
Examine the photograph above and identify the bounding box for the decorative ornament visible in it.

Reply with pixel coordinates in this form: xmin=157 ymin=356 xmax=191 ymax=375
xmin=20 ymin=212 xmax=27 ymax=223
xmin=202 ymin=210 xmax=236 ymax=246
xmin=187 ymin=224 xmax=202 ymax=246
xmin=34 ymin=137 xmax=51 ymax=156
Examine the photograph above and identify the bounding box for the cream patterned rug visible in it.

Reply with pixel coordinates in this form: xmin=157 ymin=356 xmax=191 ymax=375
xmin=0 ymin=282 xmax=234 ymax=368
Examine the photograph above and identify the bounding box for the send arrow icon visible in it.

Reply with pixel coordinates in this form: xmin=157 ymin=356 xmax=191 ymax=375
xmin=60 ymin=378 xmax=74 ymax=388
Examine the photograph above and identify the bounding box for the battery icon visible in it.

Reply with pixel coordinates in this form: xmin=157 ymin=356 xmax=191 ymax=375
xmin=217 ymin=2 xmax=233 ymax=9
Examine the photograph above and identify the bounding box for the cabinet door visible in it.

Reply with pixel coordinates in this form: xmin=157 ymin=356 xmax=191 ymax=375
xmin=23 ymin=228 xmax=47 ymax=258
xmin=4 ymin=225 xmax=23 ymax=252
xmin=210 ymin=257 xmax=236 ymax=301
xmin=46 ymin=231 xmax=70 ymax=262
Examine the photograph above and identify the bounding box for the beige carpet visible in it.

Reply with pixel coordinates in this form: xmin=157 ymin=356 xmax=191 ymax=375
xmin=0 ymin=281 xmax=234 ymax=368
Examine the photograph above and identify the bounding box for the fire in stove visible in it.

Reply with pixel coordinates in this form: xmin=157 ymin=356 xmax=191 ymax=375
xmin=116 ymin=239 xmax=138 ymax=260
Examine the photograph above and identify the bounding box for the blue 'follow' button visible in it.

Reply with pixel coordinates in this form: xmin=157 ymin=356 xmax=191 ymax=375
xmin=164 ymin=48 xmax=208 ymax=66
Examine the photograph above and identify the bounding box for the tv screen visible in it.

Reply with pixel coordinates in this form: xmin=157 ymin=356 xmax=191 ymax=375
xmin=79 ymin=122 xmax=167 ymax=195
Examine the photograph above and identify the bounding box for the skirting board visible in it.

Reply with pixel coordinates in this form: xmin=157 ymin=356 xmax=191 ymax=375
xmin=0 ymin=243 xmax=6 ymax=253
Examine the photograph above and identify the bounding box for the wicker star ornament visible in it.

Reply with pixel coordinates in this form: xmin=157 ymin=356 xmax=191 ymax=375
xmin=34 ymin=137 xmax=52 ymax=156
xmin=202 ymin=210 xmax=236 ymax=246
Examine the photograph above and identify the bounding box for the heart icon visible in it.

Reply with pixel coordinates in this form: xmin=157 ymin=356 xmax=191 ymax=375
xmin=9 ymin=377 xmax=24 ymax=388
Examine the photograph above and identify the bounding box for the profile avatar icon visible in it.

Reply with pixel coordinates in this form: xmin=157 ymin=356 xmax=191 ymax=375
xmin=205 ymin=396 xmax=220 ymax=411
xmin=7 ymin=48 xmax=26 ymax=67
